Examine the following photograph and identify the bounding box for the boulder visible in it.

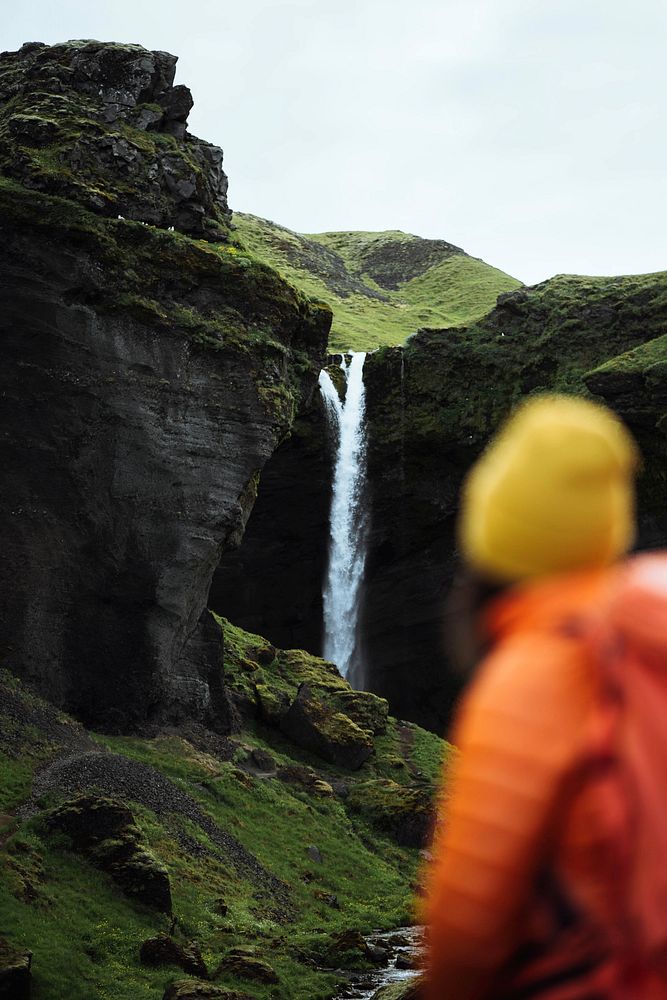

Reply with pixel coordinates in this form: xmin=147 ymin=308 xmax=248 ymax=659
xmin=279 ymin=685 xmax=373 ymax=770
xmin=326 ymin=930 xmax=379 ymax=970
xmin=213 ymin=949 xmax=279 ymax=984
xmin=254 ymin=684 xmax=289 ymax=726
xmin=140 ymin=934 xmax=207 ymax=978
xmin=163 ymin=983 xmax=255 ymax=1000
xmin=347 ymin=780 xmax=435 ymax=848
xmin=331 ymin=689 xmax=389 ymax=735
xmin=45 ymin=795 xmax=171 ymax=912
xmin=0 ymin=938 xmax=31 ymax=1000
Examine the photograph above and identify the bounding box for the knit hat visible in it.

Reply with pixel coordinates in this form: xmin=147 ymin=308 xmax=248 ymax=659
xmin=458 ymin=395 xmax=639 ymax=582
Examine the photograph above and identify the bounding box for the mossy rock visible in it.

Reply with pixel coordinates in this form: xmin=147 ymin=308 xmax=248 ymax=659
xmin=253 ymin=682 xmax=289 ymax=725
xmin=331 ymin=689 xmax=389 ymax=735
xmin=163 ymin=983 xmax=255 ymax=1000
xmin=140 ymin=934 xmax=208 ymax=978
xmin=347 ymin=779 xmax=435 ymax=847
xmin=45 ymin=794 xmax=172 ymax=912
xmin=213 ymin=948 xmax=278 ymax=984
xmin=0 ymin=41 xmax=231 ymax=240
xmin=279 ymin=684 xmax=374 ymax=770
xmin=323 ymin=929 xmax=376 ymax=971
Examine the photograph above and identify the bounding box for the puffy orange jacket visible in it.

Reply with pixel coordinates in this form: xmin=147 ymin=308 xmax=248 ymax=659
xmin=426 ymin=556 xmax=667 ymax=1000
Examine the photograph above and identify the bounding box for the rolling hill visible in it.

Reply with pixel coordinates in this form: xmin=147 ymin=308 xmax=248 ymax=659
xmin=233 ymin=212 xmax=522 ymax=351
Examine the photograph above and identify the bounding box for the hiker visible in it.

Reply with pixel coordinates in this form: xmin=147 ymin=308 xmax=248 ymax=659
xmin=425 ymin=394 xmax=667 ymax=999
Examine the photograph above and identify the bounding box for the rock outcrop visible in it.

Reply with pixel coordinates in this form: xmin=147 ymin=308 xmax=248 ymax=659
xmin=140 ymin=934 xmax=208 ymax=978
xmin=0 ymin=41 xmax=330 ymax=731
xmin=0 ymin=40 xmax=230 ymax=239
xmin=279 ymin=684 xmax=374 ymax=771
xmin=45 ymin=794 xmax=172 ymax=911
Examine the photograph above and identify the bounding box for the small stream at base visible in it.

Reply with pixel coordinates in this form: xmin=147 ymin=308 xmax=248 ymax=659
xmin=333 ymin=926 xmax=423 ymax=999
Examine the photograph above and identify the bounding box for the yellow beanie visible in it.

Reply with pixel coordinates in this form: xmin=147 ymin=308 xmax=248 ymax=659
xmin=459 ymin=394 xmax=640 ymax=582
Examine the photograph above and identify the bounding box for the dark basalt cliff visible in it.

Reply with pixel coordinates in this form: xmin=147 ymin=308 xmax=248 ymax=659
xmin=0 ymin=41 xmax=330 ymax=732
xmin=362 ymin=272 xmax=667 ymax=730
xmin=216 ymin=272 xmax=667 ymax=733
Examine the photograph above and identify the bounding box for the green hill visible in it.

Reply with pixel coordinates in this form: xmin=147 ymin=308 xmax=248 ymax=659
xmin=233 ymin=213 xmax=522 ymax=351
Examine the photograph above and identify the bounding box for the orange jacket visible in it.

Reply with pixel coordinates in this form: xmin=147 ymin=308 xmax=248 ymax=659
xmin=425 ymin=561 xmax=667 ymax=1000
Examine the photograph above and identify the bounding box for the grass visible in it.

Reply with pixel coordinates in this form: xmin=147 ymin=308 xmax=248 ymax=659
xmin=233 ymin=213 xmax=521 ymax=352
xmin=0 ymin=621 xmax=450 ymax=1000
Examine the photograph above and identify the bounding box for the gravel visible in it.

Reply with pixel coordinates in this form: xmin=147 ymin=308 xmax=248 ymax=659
xmin=23 ymin=750 xmax=293 ymax=917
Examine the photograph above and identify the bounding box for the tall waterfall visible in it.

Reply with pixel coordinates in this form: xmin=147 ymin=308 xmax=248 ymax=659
xmin=319 ymin=352 xmax=368 ymax=683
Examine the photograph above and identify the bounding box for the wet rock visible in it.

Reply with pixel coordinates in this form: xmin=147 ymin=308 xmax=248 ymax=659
xmin=213 ymin=949 xmax=279 ymax=984
xmin=279 ymin=685 xmax=373 ymax=770
xmin=140 ymin=933 xmax=207 ymax=977
xmin=0 ymin=937 xmax=31 ymax=1000
xmin=395 ymin=952 xmax=420 ymax=970
xmin=327 ymin=930 xmax=377 ymax=970
xmin=366 ymin=943 xmax=390 ymax=965
xmin=45 ymin=794 xmax=171 ymax=912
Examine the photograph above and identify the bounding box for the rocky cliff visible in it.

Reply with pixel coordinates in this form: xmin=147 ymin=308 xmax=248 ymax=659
xmin=361 ymin=271 xmax=667 ymax=729
xmin=0 ymin=41 xmax=330 ymax=732
xmin=215 ymin=271 xmax=667 ymax=733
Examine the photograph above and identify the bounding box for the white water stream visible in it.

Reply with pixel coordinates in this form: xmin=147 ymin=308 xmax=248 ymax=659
xmin=319 ymin=352 xmax=368 ymax=683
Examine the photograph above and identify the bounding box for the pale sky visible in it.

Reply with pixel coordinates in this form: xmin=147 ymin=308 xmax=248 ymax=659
xmin=3 ymin=0 xmax=666 ymax=285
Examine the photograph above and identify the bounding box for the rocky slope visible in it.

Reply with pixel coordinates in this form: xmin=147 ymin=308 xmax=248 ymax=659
xmin=0 ymin=40 xmax=330 ymax=732
xmin=234 ymin=213 xmax=521 ymax=351
xmin=0 ymin=620 xmax=446 ymax=1000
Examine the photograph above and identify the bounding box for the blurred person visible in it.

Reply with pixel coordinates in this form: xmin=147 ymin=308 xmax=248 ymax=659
xmin=425 ymin=394 xmax=667 ymax=999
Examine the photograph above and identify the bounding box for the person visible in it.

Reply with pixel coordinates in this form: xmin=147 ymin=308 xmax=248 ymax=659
xmin=425 ymin=393 xmax=667 ymax=999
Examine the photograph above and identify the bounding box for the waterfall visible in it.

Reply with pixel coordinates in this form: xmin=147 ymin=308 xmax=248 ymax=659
xmin=319 ymin=352 xmax=368 ymax=683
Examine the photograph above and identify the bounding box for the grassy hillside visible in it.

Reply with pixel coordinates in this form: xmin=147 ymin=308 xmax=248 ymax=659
xmin=233 ymin=213 xmax=521 ymax=351
xmin=0 ymin=617 xmax=449 ymax=1000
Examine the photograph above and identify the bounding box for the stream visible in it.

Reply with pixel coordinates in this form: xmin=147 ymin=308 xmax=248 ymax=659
xmin=333 ymin=925 xmax=423 ymax=999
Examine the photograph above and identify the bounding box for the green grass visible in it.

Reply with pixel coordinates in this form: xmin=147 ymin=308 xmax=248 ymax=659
xmin=0 ymin=622 xmax=450 ymax=1000
xmin=233 ymin=213 xmax=521 ymax=352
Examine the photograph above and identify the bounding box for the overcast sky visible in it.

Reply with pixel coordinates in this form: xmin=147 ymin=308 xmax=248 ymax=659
xmin=3 ymin=0 xmax=666 ymax=284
